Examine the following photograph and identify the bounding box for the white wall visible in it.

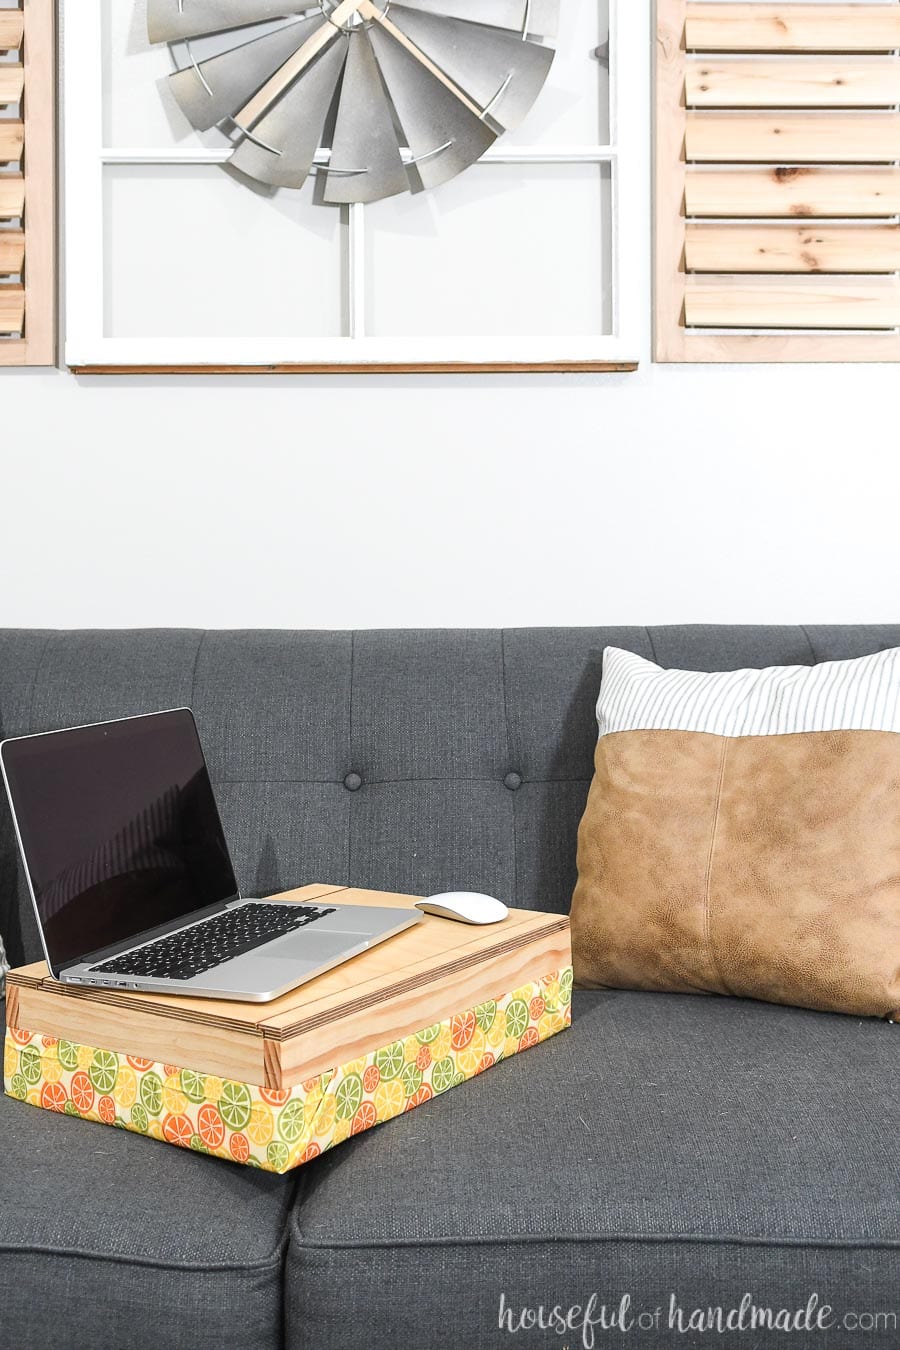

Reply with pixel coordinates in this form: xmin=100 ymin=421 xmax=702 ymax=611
xmin=4 ymin=0 xmax=890 ymax=633
xmin=0 ymin=352 xmax=895 ymax=629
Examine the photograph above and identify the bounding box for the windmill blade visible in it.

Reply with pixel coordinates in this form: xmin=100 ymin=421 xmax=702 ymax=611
xmin=168 ymin=15 xmax=322 ymax=131
xmin=323 ymin=30 xmax=408 ymax=204
xmin=368 ymin=24 xmax=495 ymax=193
xmin=230 ymin=36 xmax=348 ymax=188
xmin=389 ymin=6 xmax=554 ymax=133
xmin=397 ymin=0 xmax=558 ymax=41
xmin=148 ymin=0 xmax=310 ymax=45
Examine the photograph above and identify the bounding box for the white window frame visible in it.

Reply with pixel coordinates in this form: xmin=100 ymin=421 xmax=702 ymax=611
xmin=63 ymin=0 xmax=648 ymax=371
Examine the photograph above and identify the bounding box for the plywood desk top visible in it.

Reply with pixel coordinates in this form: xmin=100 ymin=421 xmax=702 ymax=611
xmin=7 ymin=886 xmax=571 ymax=1087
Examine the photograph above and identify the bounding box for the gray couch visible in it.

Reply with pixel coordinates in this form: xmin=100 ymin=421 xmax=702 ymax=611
xmin=2 ymin=626 xmax=899 ymax=1350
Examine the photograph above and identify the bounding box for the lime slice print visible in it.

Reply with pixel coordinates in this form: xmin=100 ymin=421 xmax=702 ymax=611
xmin=451 ymin=1071 xmax=466 ymax=1088
xmin=399 ymin=1063 xmax=423 ymax=1099
xmin=180 ymin=1068 xmax=207 ymax=1103
xmin=9 ymin=1073 xmax=27 ymax=1100
xmin=189 ymin=1134 xmax=210 ymax=1154
xmin=432 ymin=1057 xmax=455 ymax=1095
xmin=63 ymin=1100 xmax=79 ymax=1116
xmin=219 ymin=1080 xmax=252 ymax=1132
xmin=335 ymin=1073 xmax=363 ymax=1121
xmin=57 ymin=1040 xmax=79 ymax=1072
xmin=278 ymin=1099 xmax=307 ymax=1143
xmin=475 ymin=1000 xmax=497 ymax=1033
xmin=416 ymin=1023 xmax=442 ymax=1045
xmin=374 ymin=1042 xmax=404 ymax=1082
xmin=139 ymin=1071 xmax=163 ymax=1116
xmin=505 ymin=999 xmax=529 ymax=1040
xmin=131 ymin=1103 xmax=149 ymax=1133
xmin=89 ymin=1049 xmax=118 ymax=1094
xmin=559 ymin=969 xmax=574 ymax=1004
xmin=20 ymin=1044 xmax=42 ymax=1085
xmin=267 ymin=1140 xmax=290 ymax=1171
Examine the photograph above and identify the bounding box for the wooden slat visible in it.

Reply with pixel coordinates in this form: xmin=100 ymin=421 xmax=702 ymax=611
xmin=0 ymin=10 xmax=24 ymax=53
xmin=686 ymin=58 xmax=900 ymax=108
xmin=656 ymin=0 xmax=900 ymax=361
xmin=686 ymin=4 xmax=900 ymax=53
xmin=0 ymin=64 xmax=24 ymax=106
xmin=686 ymin=112 xmax=900 ymax=163
xmin=0 ymin=120 xmax=24 ymax=164
xmin=686 ymin=166 xmax=900 ymax=216
xmin=0 ymin=227 xmax=25 ymax=273
xmin=685 ymin=275 xmax=900 ymax=327
xmin=0 ymin=173 xmax=24 ymax=218
xmin=0 ymin=282 xmax=24 ymax=333
xmin=657 ymin=0 xmax=692 ymax=361
xmin=18 ymin=0 xmax=56 ymax=364
xmin=686 ymin=222 xmax=900 ymax=272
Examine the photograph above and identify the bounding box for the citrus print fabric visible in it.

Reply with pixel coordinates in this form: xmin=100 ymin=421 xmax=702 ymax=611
xmin=3 ymin=968 xmax=572 ymax=1174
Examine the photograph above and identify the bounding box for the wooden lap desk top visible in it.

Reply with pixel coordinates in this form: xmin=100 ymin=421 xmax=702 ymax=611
xmin=6 ymin=885 xmax=572 ymax=1089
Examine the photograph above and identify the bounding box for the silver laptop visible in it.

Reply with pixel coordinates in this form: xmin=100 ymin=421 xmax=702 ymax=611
xmin=0 ymin=709 xmax=421 ymax=1003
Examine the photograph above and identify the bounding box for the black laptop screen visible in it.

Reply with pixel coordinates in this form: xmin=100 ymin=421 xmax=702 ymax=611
xmin=1 ymin=710 xmax=239 ymax=974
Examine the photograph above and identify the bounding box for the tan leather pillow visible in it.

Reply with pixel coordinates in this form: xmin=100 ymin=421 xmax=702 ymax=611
xmin=571 ymin=646 xmax=900 ymax=1019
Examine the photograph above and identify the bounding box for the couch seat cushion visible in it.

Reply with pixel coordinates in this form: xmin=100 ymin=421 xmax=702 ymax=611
xmin=0 ymin=1080 xmax=296 ymax=1350
xmin=287 ymin=989 xmax=900 ymax=1350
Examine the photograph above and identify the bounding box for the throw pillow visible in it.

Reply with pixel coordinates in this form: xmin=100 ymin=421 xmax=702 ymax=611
xmin=571 ymin=646 xmax=900 ymax=1019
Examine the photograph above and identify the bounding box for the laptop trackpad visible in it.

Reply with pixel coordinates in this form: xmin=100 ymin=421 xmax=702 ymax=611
xmin=264 ymin=930 xmax=369 ymax=965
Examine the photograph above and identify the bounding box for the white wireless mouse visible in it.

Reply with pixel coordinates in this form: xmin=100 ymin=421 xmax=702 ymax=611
xmin=415 ymin=892 xmax=510 ymax=926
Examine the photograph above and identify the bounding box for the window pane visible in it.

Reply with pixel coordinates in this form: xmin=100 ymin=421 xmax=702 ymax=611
xmin=365 ymin=162 xmax=613 ymax=339
xmin=100 ymin=0 xmax=264 ymax=150
xmin=102 ymin=165 xmax=345 ymax=339
xmin=501 ymin=1 xmax=611 ymax=149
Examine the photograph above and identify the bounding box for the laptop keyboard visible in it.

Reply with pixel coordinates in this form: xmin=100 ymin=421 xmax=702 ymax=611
xmin=91 ymin=903 xmax=337 ymax=981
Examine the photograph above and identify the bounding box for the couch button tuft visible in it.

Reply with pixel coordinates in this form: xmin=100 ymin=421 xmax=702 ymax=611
xmin=504 ymin=772 xmax=522 ymax=791
xmin=343 ymin=772 xmax=363 ymax=792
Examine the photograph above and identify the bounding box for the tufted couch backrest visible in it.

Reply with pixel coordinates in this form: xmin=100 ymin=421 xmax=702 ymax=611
xmin=1 ymin=625 xmax=898 ymax=966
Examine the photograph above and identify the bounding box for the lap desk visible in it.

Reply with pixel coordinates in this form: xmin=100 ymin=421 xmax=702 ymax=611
xmin=3 ymin=886 xmax=572 ymax=1173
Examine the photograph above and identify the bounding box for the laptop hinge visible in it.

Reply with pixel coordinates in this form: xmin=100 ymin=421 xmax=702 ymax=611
xmin=73 ymin=893 xmax=239 ymax=970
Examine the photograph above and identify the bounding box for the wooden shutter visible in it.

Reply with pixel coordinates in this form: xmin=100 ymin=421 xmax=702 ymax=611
xmin=656 ymin=1 xmax=900 ymax=362
xmin=0 ymin=0 xmax=55 ymax=366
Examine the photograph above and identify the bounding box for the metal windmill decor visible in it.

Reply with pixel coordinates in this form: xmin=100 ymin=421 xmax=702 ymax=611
xmin=147 ymin=0 xmax=559 ymax=203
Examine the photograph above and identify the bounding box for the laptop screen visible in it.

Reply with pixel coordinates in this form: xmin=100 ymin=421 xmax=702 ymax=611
xmin=1 ymin=709 xmax=239 ymax=974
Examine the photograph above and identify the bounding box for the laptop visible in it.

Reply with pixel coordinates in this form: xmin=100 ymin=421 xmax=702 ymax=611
xmin=0 ymin=709 xmax=421 ymax=1003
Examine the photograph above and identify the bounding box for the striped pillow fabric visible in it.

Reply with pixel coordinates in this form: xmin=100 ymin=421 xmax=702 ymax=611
xmin=571 ymin=646 xmax=900 ymax=1019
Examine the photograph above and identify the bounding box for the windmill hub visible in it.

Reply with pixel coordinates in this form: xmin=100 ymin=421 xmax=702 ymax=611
xmin=319 ymin=0 xmax=390 ymax=32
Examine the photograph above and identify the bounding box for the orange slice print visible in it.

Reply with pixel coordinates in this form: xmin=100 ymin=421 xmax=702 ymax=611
xmin=40 ymin=1081 xmax=67 ymax=1112
xmin=162 ymin=1113 xmax=192 ymax=1147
